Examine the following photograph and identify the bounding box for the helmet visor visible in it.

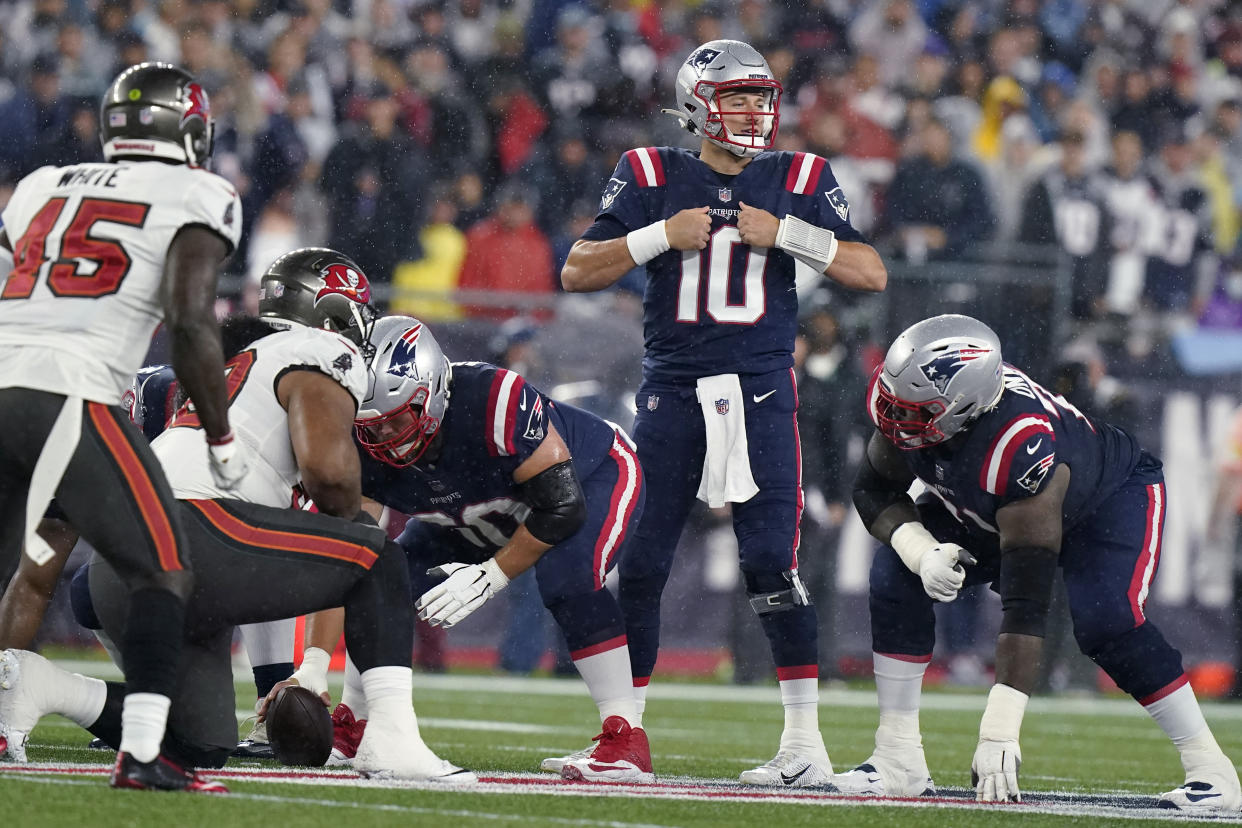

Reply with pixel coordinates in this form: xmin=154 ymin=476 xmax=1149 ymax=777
xmin=871 ymin=370 xmax=948 ymax=450
xmin=355 ymin=395 xmax=437 ymax=467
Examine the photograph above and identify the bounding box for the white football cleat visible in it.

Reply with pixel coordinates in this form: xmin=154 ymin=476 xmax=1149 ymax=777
xmin=540 ymin=743 xmax=593 ymax=774
xmin=739 ymin=745 xmax=833 ymax=788
xmin=1159 ymin=760 xmax=1242 ymax=813
xmin=353 ymin=713 xmax=476 ymax=784
xmin=0 ymin=649 xmax=57 ymax=763
xmin=830 ymin=751 xmax=937 ymax=798
xmin=560 ymin=716 xmax=655 ymax=784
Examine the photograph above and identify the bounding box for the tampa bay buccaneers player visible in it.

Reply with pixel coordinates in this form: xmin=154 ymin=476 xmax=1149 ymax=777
xmin=0 ymin=62 xmax=244 ymax=789
xmin=839 ymin=314 xmax=1240 ymax=813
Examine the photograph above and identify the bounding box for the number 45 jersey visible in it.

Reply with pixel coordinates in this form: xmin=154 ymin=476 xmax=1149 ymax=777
xmin=0 ymin=160 xmax=242 ymax=405
xmin=582 ymin=147 xmax=865 ymax=383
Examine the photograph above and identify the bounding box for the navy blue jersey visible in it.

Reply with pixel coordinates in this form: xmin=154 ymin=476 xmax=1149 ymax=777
xmin=360 ymin=362 xmax=618 ymax=554
xmin=904 ymin=365 xmax=1143 ymax=535
xmin=122 ymin=364 xmax=178 ymax=442
xmin=582 ymin=147 xmax=865 ymax=383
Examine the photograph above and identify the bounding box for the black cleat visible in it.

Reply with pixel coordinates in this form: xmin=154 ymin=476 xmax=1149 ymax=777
xmin=109 ymin=752 xmax=228 ymax=793
xmin=232 ymin=738 xmax=275 ymax=760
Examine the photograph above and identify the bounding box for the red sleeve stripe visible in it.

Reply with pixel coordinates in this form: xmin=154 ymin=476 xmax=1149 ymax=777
xmin=785 ymin=152 xmax=825 ymax=195
xmin=592 ymin=429 xmax=643 ymax=589
xmin=1127 ymin=482 xmax=1165 ymax=625
xmin=188 ymin=499 xmax=379 ymax=569
xmin=625 ymin=147 xmax=665 ymax=187
xmin=775 ymin=665 xmax=818 ymax=681
xmin=485 ymin=369 xmax=524 ymax=456
xmin=979 ymin=415 xmax=1055 ymax=496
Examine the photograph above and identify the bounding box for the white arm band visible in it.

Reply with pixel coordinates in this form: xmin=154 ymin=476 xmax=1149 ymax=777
xmin=890 ymin=521 xmax=939 ymax=574
xmin=290 ymin=646 xmax=332 ymax=692
xmin=626 ymin=220 xmax=670 ymax=265
xmin=776 ymin=213 xmax=839 ymax=273
xmin=979 ymin=683 xmax=1029 ymax=741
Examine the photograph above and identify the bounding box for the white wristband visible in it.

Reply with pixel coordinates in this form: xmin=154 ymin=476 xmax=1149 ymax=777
xmin=481 ymin=556 xmax=511 ymax=591
xmin=979 ymin=683 xmax=1029 ymax=742
xmin=292 ymin=646 xmax=332 ymax=688
xmin=776 ymin=214 xmax=839 ymax=272
xmin=626 ymin=220 xmax=670 ymax=265
xmin=890 ymin=521 xmax=939 ymax=574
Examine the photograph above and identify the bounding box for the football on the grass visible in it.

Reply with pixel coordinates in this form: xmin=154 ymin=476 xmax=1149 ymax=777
xmin=266 ymin=685 xmax=333 ymax=767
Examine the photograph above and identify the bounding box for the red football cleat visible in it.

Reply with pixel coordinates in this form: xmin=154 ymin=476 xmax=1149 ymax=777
xmin=109 ymin=752 xmax=228 ymax=793
xmin=560 ymin=716 xmax=655 ymax=784
xmin=328 ymin=703 xmax=368 ymax=765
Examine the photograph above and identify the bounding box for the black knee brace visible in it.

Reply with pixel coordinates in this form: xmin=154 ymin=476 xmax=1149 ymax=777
xmin=744 ymin=569 xmax=812 ymax=615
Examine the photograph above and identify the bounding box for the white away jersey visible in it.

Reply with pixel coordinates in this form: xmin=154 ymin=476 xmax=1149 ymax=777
xmin=153 ymin=327 xmax=368 ymax=508
xmin=0 ymin=160 xmax=242 ymax=404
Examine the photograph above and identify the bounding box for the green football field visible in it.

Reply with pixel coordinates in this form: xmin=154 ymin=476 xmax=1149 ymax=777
xmin=3 ymin=660 xmax=1240 ymax=827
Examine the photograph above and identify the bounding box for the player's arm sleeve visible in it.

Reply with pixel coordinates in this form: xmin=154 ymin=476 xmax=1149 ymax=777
xmin=993 ymin=463 xmax=1070 ymax=638
xmin=579 ymin=153 xmax=648 ymax=242
xmin=181 ymin=172 xmax=243 ymax=255
xmin=794 ymin=156 xmax=866 ymax=245
xmin=852 ymin=430 xmax=919 ymax=540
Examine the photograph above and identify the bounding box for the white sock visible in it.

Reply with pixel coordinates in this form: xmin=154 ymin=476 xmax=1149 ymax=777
xmin=342 ymin=652 xmax=368 ymax=719
xmin=239 ymin=618 xmax=296 ymax=666
xmin=573 ymin=641 xmax=638 ymax=727
xmin=119 ymin=692 xmax=170 ymax=763
xmin=633 ymin=679 xmax=649 ymax=728
xmin=874 ymin=653 xmax=928 ymax=714
xmin=1145 ymin=681 xmax=1209 ymax=742
xmin=778 ymin=677 xmax=821 ymax=749
xmin=360 ymin=666 xmax=415 ymax=728
xmin=876 ymin=710 xmax=924 ymax=755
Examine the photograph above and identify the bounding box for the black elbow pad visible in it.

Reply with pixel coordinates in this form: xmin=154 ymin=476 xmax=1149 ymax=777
xmin=852 ymin=451 xmax=911 ymax=529
xmin=998 ymin=545 xmax=1059 ymax=637
xmin=521 ymin=460 xmax=586 ymax=546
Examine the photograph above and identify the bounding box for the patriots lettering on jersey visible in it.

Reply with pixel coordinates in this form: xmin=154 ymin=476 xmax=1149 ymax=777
xmin=825 ymin=187 xmax=849 ymax=221
xmin=979 ymin=414 xmax=1056 ymax=497
xmin=600 ymin=178 xmax=627 ymax=211
xmin=919 ymin=348 xmax=993 ymax=395
xmin=1017 ymin=452 xmax=1056 ymax=494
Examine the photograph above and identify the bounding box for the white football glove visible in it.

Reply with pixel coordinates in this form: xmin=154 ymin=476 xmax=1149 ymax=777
xmin=416 ymin=559 xmax=510 ymax=628
xmin=971 ymin=737 xmax=1022 ymax=802
xmin=206 ymin=432 xmax=249 ymax=490
xmin=918 ymin=543 xmax=976 ymax=602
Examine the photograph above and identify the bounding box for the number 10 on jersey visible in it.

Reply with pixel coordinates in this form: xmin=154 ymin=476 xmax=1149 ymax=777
xmin=676 ymin=226 xmax=768 ymax=325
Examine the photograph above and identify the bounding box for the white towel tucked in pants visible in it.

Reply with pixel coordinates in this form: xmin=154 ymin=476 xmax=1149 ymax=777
xmin=695 ymin=374 xmax=759 ymax=508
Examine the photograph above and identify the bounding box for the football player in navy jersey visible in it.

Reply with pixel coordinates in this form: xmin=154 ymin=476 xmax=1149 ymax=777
xmin=839 ymin=314 xmax=1240 ymax=813
xmin=284 ymin=315 xmax=652 ymax=783
xmin=561 ymin=39 xmax=887 ymax=786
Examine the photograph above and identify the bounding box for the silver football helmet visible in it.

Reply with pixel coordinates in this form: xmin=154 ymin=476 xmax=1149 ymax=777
xmin=868 ymin=314 xmax=1004 ymax=449
xmin=667 ymin=40 xmax=782 ymax=158
xmin=355 ymin=315 xmax=452 ymax=467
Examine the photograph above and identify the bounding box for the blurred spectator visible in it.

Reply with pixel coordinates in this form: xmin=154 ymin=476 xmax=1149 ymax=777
xmin=30 ymin=94 xmax=99 ymax=170
xmin=521 ymin=123 xmax=608 ymax=238
xmin=319 ymin=80 xmax=426 ymax=287
xmin=803 ymin=110 xmax=883 ymax=235
xmin=446 ymin=0 xmax=501 ymax=68
xmin=529 ymin=5 xmax=618 ymax=125
xmin=971 ymin=74 xmax=1026 ymax=161
xmin=0 ymin=55 xmax=69 ymax=185
xmin=1028 ymin=61 xmax=1076 ymax=143
xmin=884 ymin=118 xmax=995 ymax=261
xmin=1111 ymin=67 xmax=1158 ymax=151
xmin=1101 ymin=129 xmax=1161 ymax=317
xmin=1145 ymin=124 xmax=1214 ymax=315
xmin=407 ymin=41 xmax=489 ymax=173
xmin=244 ymin=185 xmax=306 ymax=313
xmin=984 ymin=113 xmax=1048 ymax=242
xmin=849 ymin=0 xmax=928 ymax=88
xmin=142 ymin=0 xmax=190 ymax=64
xmin=390 ymin=187 xmax=468 ymax=322
xmin=54 ymin=22 xmax=111 ymax=98
xmin=457 ymin=180 xmax=555 ymax=320
xmin=1019 ymin=128 xmax=1112 ymax=320
xmin=485 ymin=75 xmax=548 ymax=180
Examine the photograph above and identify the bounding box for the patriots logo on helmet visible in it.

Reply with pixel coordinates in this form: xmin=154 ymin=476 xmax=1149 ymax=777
xmin=918 ymin=347 xmax=992 ymax=394
xmin=600 ymin=177 xmax=626 ymax=211
xmin=180 ymin=82 xmax=210 ymax=128
xmin=688 ymin=47 xmax=721 ymax=71
xmin=387 ymin=324 xmax=425 ymax=380
xmin=315 ymin=263 xmax=371 ymax=306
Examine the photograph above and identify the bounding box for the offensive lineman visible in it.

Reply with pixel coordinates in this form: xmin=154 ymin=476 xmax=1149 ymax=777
xmin=839 ymin=314 xmax=1240 ymax=812
xmin=0 ymin=62 xmax=245 ymax=789
xmin=561 ymin=39 xmax=887 ymax=785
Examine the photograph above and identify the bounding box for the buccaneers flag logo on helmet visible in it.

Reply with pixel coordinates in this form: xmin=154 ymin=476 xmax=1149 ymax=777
xmin=180 ymin=82 xmax=210 ymax=129
xmin=315 ymin=263 xmax=372 ymax=305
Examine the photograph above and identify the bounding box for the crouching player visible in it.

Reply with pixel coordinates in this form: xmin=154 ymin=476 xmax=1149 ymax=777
xmin=283 ymin=315 xmax=651 ymax=783
xmin=836 ymin=314 xmax=1240 ymax=812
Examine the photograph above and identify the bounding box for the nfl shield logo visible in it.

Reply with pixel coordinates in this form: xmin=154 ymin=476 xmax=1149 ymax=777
xmin=646 ymin=395 xmax=660 ymax=411
xmin=715 ymin=398 xmax=729 ymax=415
xmin=718 ymin=187 xmax=732 ymax=203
